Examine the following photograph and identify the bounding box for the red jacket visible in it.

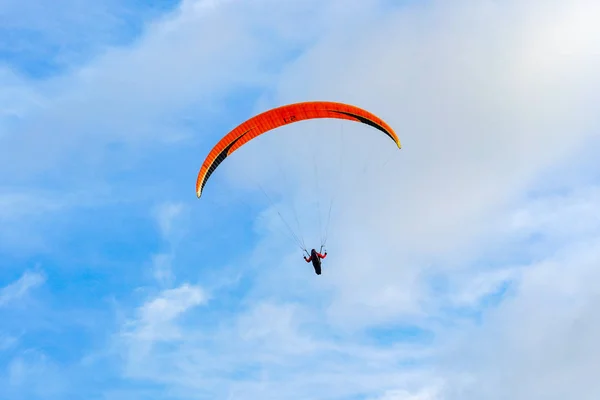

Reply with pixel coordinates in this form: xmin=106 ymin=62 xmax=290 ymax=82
xmin=304 ymin=252 xmax=326 ymax=262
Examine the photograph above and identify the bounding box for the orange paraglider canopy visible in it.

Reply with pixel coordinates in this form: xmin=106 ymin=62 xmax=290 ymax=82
xmin=196 ymin=101 xmax=401 ymax=198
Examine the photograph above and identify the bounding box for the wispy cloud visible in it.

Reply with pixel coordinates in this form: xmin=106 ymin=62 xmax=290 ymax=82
xmin=4 ymin=349 xmax=66 ymax=399
xmin=122 ymin=283 xmax=207 ymax=342
xmin=0 ymin=271 xmax=46 ymax=307
xmin=114 ymin=289 xmax=437 ymax=399
xmin=0 ymin=333 xmax=18 ymax=351
xmin=0 ymin=0 xmax=181 ymax=78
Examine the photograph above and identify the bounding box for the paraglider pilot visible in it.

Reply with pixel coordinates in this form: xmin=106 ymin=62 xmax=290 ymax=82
xmin=304 ymin=248 xmax=327 ymax=275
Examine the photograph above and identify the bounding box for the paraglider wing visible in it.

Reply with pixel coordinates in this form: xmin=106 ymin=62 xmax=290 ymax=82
xmin=196 ymin=101 xmax=401 ymax=198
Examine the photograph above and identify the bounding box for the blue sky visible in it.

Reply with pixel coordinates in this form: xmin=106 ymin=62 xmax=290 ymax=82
xmin=1 ymin=0 xmax=600 ymax=399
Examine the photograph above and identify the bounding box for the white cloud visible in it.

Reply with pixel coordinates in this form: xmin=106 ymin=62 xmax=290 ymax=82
xmin=0 ymin=271 xmax=46 ymax=307
xmin=4 ymin=349 xmax=66 ymax=398
xmin=369 ymin=388 xmax=441 ymax=400
xmin=115 ymin=292 xmax=437 ymax=399
xmin=0 ymin=334 xmax=18 ymax=351
xmin=0 ymin=0 xmax=348 ymax=168
xmin=147 ymin=202 xmax=188 ymax=286
xmin=123 ymin=283 xmax=207 ymax=342
xmin=154 ymin=202 xmax=185 ymax=240
xmin=506 ymin=185 xmax=600 ymax=243
xmin=0 ymin=186 xmax=120 ymax=253
xmin=0 ymin=191 xmax=77 ymax=222
xmin=151 ymin=253 xmax=176 ymax=287
xmin=225 ymin=0 xmax=600 ymax=325
xmin=438 ymin=235 xmax=600 ymax=400
xmin=185 ymin=0 xmax=600 ymax=397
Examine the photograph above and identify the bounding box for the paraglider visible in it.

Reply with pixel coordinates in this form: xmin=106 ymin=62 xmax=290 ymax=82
xmin=304 ymin=248 xmax=327 ymax=275
xmin=195 ymin=101 xmax=401 ymax=198
xmin=196 ymin=101 xmax=401 ymax=274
